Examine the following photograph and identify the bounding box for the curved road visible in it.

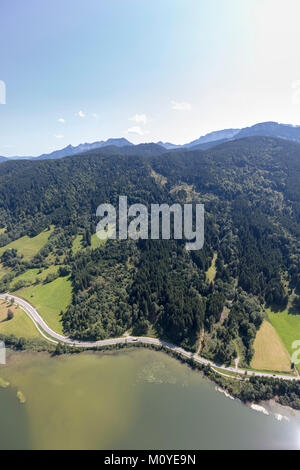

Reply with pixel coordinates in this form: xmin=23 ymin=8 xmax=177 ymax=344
xmin=1 ymin=293 xmax=299 ymax=383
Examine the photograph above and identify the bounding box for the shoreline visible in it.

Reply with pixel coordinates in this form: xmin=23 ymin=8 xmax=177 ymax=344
xmin=1 ymin=293 xmax=298 ymax=384
xmin=1 ymin=344 xmax=300 ymax=415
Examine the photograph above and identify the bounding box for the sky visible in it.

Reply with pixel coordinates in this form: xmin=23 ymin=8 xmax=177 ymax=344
xmin=1 ymin=0 xmax=300 ymax=156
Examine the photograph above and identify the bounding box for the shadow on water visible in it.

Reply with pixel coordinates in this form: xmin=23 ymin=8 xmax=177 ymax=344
xmin=0 ymin=387 xmax=32 ymax=450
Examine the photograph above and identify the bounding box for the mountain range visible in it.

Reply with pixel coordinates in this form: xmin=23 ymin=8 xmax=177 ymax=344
xmin=2 ymin=121 xmax=300 ymax=162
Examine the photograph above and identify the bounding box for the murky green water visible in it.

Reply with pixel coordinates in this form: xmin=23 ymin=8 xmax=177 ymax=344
xmin=0 ymin=349 xmax=299 ymax=450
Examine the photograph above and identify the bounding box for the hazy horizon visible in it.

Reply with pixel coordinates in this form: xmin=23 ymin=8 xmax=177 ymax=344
xmin=2 ymin=119 xmax=300 ymax=158
xmin=2 ymin=0 xmax=300 ymax=156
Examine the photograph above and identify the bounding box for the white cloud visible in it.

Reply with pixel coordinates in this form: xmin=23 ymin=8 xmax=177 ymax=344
xmin=171 ymin=100 xmax=192 ymax=111
xmin=76 ymin=110 xmax=86 ymax=118
xmin=58 ymin=118 xmax=65 ymax=123
xmin=129 ymin=113 xmax=148 ymax=124
xmin=126 ymin=126 xmax=146 ymax=136
xmin=55 ymin=134 xmax=64 ymax=139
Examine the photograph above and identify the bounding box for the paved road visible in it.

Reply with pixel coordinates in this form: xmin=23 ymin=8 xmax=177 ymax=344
xmin=1 ymin=293 xmax=299 ymax=382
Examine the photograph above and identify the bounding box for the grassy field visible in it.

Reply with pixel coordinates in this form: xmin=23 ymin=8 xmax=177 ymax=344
xmin=9 ymin=265 xmax=59 ymax=290
xmin=91 ymin=233 xmax=103 ymax=249
xmin=268 ymin=307 xmax=300 ymax=357
xmin=0 ymin=300 xmax=40 ymax=339
xmin=206 ymin=252 xmax=217 ymax=283
xmin=0 ymin=227 xmax=54 ymax=260
xmin=72 ymin=226 xmax=115 ymax=253
xmin=72 ymin=235 xmax=83 ymax=254
xmin=251 ymin=320 xmax=291 ymax=372
xmin=91 ymin=225 xmax=115 ymax=249
xmin=0 ymin=263 xmax=10 ymax=281
xmin=15 ymin=276 xmax=72 ymax=335
xmin=9 ymin=268 xmax=40 ymax=288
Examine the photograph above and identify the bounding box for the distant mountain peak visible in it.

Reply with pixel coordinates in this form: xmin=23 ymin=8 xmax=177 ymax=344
xmin=156 ymin=141 xmax=182 ymax=150
xmin=183 ymin=128 xmax=241 ymax=149
xmin=105 ymin=137 xmax=133 ymax=146
xmin=36 ymin=137 xmax=133 ymax=160
xmin=235 ymin=122 xmax=300 ymax=141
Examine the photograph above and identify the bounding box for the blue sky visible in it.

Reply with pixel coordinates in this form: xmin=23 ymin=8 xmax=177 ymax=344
xmin=1 ymin=0 xmax=300 ymax=156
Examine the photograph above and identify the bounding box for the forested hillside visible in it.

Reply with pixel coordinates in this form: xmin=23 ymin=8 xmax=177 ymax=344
xmin=0 ymin=136 xmax=299 ymax=364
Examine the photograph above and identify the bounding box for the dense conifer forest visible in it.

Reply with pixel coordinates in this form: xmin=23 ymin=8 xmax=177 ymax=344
xmin=0 ymin=136 xmax=299 ymax=367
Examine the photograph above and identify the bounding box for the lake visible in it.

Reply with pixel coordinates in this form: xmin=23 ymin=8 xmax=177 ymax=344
xmin=0 ymin=348 xmax=299 ymax=450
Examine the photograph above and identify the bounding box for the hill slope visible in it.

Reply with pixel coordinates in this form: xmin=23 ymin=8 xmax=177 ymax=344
xmin=0 ymin=136 xmax=299 ymax=363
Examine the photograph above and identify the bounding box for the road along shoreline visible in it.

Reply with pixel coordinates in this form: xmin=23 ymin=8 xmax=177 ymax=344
xmin=1 ymin=293 xmax=299 ymax=383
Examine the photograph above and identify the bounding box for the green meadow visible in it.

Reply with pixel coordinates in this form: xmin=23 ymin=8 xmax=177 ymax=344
xmin=15 ymin=276 xmax=72 ymax=335
xmin=268 ymin=307 xmax=300 ymax=357
xmin=9 ymin=265 xmax=59 ymax=290
xmin=0 ymin=227 xmax=54 ymax=260
xmin=206 ymin=252 xmax=217 ymax=283
xmin=0 ymin=263 xmax=10 ymax=281
xmin=0 ymin=300 xmax=40 ymax=339
xmin=72 ymin=235 xmax=83 ymax=254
